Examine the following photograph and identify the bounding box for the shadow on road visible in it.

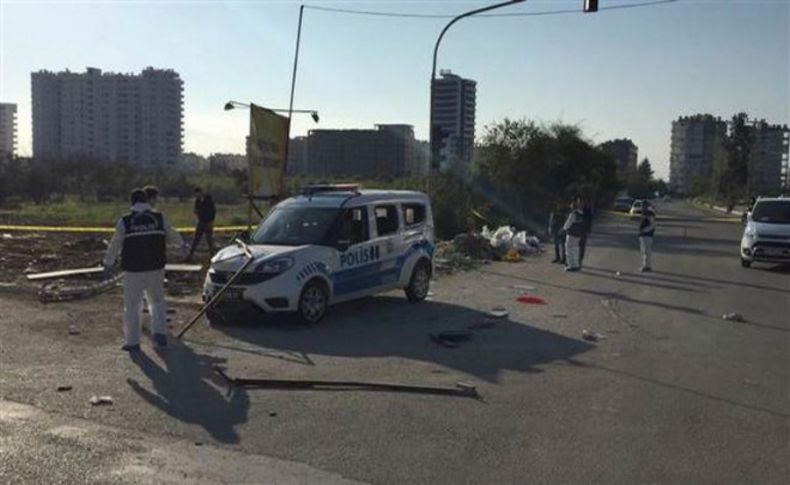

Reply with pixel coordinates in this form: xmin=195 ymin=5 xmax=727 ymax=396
xmin=210 ymin=296 xmax=594 ymax=383
xmin=650 ymin=268 xmax=790 ymax=294
xmin=127 ymin=343 xmax=250 ymax=444
xmin=565 ymin=358 xmax=790 ymax=419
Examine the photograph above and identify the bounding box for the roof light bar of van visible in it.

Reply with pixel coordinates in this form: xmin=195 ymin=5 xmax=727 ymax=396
xmin=301 ymin=184 xmax=361 ymax=196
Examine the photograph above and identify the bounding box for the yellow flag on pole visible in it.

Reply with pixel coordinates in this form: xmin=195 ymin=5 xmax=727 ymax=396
xmin=248 ymin=104 xmax=290 ymax=199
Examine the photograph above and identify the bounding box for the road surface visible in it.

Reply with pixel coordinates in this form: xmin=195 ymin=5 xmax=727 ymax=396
xmin=1 ymin=200 xmax=787 ymax=483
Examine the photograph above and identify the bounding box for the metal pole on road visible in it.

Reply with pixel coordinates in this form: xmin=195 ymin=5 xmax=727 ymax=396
xmin=428 ymin=0 xmax=525 ymax=196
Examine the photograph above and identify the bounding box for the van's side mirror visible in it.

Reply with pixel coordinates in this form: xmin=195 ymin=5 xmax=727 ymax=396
xmin=336 ymin=240 xmax=351 ymax=252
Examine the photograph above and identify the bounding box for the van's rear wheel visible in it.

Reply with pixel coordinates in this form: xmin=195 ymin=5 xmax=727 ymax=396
xmin=298 ymin=279 xmax=328 ymax=324
xmin=405 ymin=260 xmax=431 ymax=302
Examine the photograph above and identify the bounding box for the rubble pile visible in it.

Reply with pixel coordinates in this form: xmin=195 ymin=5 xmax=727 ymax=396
xmin=434 ymin=225 xmax=544 ymax=273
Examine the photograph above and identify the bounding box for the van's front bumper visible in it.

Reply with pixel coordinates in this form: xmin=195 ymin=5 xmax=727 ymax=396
xmin=741 ymin=240 xmax=790 ymax=263
xmin=202 ymin=271 xmax=299 ymax=314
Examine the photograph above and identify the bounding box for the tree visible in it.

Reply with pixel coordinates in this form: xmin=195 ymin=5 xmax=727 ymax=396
xmin=475 ymin=119 xmax=620 ymax=231
xmin=627 ymin=158 xmax=655 ymax=198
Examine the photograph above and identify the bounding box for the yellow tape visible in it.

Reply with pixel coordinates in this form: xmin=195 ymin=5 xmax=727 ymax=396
xmin=0 ymin=224 xmax=250 ymax=233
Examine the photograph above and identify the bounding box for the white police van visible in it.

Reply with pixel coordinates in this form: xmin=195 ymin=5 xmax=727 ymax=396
xmin=203 ymin=185 xmax=434 ymax=324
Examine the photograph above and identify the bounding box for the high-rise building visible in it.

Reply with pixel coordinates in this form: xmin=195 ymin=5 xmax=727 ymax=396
xmin=599 ymin=138 xmax=638 ymax=181
xmin=0 ymin=103 xmax=17 ymax=159
xmin=305 ymin=124 xmax=416 ymax=178
xmin=430 ymin=70 xmax=476 ymax=170
xmin=286 ymin=136 xmax=309 ymax=175
xmin=747 ymin=121 xmax=789 ymax=195
xmin=669 ymin=114 xmax=727 ymax=195
xmin=31 ymin=67 xmax=183 ymax=167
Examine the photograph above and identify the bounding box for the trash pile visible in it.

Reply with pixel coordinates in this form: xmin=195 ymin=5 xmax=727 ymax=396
xmin=434 ymin=225 xmax=543 ymax=273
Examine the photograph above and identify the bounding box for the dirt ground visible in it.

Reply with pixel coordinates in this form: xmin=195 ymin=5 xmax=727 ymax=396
xmin=0 ymin=231 xmax=235 ymax=295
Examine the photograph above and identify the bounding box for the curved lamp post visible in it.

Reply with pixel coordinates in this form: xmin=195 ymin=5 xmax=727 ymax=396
xmin=428 ymin=0 xmax=525 ymax=194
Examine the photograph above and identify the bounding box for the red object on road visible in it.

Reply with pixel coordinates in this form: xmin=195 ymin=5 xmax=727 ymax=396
xmin=517 ymin=295 xmax=546 ymax=305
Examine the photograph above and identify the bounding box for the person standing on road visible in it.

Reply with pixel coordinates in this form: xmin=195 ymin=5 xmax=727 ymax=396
xmin=186 ymin=187 xmax=216 ymax=261
xmin=563 ymin=199 xmax=585 ymax=272
xmin=103 ymin=188 xmax=185 ymax=351
xmin=639 ymin=201 xmax=656 ymax=272
xmin=578 ymin=197 xmax=593 ymax=267
xmin=547 ymin=203 xmax=567 ymax=264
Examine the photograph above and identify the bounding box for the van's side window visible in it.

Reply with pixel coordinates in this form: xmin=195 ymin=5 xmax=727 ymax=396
xmin=402 ymin=204 xmax=426 ymax=227
xmin=375 ymin=205 xmax=399 ymax=236
xmin=332 ymin=207 xmax=369 ymax=245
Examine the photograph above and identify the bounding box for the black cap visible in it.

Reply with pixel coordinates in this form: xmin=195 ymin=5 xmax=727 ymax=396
xmin=130 ymin=188 xmax=147 ymax=205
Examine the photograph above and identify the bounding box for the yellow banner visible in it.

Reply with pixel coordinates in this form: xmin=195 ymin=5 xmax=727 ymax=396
xmin=248 ymin=104 xmax=290 ymax=199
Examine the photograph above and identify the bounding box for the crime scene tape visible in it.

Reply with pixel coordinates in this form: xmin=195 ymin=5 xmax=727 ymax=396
xmin=0 ymin=224 xmax=250 ymax=233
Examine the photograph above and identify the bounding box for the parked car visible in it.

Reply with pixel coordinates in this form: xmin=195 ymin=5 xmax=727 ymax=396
xmin=613 ymin=196 xmax=634 ymax=212
xmin=629 ymin=200 xmax=644 ymax=216
xmin=740 ymin=197 xmax=790 ymax=268
xmin=203 ymin=185 xmax=435 ymax=324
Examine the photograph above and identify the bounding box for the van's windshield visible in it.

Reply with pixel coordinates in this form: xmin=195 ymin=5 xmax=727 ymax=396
xmin=252 ymin=207 xmax=340 ymax=246
xmin=751 ymin=201 xmax=790 ymax=224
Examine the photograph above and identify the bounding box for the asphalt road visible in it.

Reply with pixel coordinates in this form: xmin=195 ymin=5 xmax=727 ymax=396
xmin=1 ymin=200 xmax=788 ymax=484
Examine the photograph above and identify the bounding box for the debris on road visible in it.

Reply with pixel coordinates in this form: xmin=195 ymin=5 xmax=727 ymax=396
xmin=67 ymin=325 xmax=80 ymax=335
xmin=468 ymin=319 xmax=497 ymax=330
xmin=722 ymin=312 xmax=745 ymax=322
xmin=89 ymin=395 xmax=114 ymax=406
xmin=38 ymin=274 xmax=123 ymax=303
xmin=56 ymin=385 xmax=72 ymax=392
xmin=213 ymin=366 xmax=480 ymax=399
xmin=487 ymin=307 xmax=509 ymax=319
xmin=552 ymin=313 xmax=568 ymax=318
xmin=433 ymin=225 xmax=543 ymax=273
xmin=430 ymin=330 xmax=472 ymax=348
xmin=516 ymin=295 xmax=546 ymax=305
xmin=582 ymin=329 xmax=606 ymax=342
xmin=615 ymin=271 xmax=622 ymax=277
xmin=512 ymin=284 xmax=536 ymax=292
xmin=430 ymin=334 xmax=459 ymax=348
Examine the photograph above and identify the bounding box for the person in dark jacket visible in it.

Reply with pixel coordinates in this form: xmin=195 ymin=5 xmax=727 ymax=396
xmin=563 ymin=199 xmax=585 ymax=272
xmin=547 ymin=202 xmax=567 ymax=264
xmin=103 ymin=189 xmax=185 ymax=351
xmin=639 ymin=201 xmax=656 ymax=272
xmin=187 ymin=187 xmax=217 ymax=261
xmin=577 ymin=197 xmax=593 ymax=267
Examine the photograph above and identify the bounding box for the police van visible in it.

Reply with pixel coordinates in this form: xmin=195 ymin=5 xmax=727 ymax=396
xmin=203 ymin=185 xmax=434 ymax=324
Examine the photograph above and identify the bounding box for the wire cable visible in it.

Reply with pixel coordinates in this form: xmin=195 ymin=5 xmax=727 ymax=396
xmin=303 ymin=0 xmax=678 ymax=19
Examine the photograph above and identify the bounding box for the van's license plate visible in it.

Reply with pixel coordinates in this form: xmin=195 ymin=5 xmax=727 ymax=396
xmin=219 ymin=287 xmax=244 ymax=301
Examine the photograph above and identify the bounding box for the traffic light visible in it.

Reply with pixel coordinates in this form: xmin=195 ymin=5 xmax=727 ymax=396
xmin=584 ymin=0 xmax=598 ymax=13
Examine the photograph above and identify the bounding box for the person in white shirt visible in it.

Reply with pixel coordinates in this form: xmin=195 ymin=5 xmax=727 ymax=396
xmin=103 ymin=189 xmax=185 ymax=351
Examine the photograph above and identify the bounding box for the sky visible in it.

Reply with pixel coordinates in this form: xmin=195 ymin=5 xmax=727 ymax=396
xmin=1 ymin=0 xmax=789 ymax=179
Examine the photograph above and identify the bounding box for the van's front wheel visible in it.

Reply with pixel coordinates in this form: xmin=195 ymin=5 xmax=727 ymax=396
xmin=298 ymin=279 xmax=328 ymax=324
xmin=405 ymin=260 xmax=431 ymax=302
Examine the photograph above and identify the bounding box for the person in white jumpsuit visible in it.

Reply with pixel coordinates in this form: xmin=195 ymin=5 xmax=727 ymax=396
xmin=562 ymin=200 xmax=585 ymax=272
xmin=103 ymin=189 xmax=184 ymax=351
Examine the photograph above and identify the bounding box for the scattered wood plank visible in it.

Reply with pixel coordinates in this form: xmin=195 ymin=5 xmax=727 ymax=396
xmin=27 ymin=263 xmax=203 ymax=281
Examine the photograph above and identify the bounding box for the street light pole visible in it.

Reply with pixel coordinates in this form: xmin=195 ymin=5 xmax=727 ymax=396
xmin=285 ymin=4 xmax=305 ymax=181
xmin=428 ymin=0 xmax=525 ymax=195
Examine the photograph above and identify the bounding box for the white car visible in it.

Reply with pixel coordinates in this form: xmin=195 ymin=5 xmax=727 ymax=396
xmin=629 ymin=200 xmax=644 ymax=216
xmin=203 ymin=185 xmax=435 ymax=324
xmin=740 ymin=197 xmax=790 ymax=268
